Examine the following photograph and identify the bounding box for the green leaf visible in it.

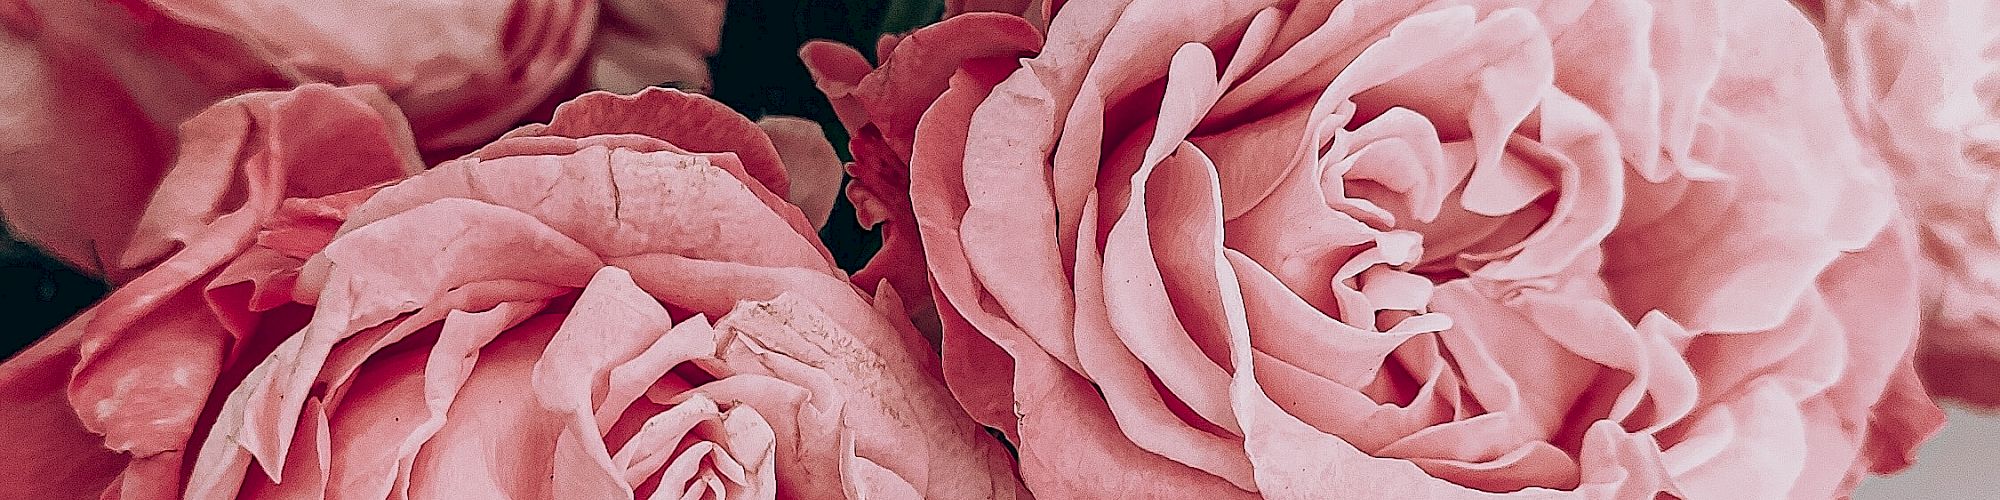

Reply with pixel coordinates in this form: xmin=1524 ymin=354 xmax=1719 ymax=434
xmin=880 ymin=0 xmax=946 ymax=34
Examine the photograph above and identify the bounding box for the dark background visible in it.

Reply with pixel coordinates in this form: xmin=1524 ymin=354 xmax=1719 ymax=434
xmin=0 ymin=0 xmax=936 ymax=360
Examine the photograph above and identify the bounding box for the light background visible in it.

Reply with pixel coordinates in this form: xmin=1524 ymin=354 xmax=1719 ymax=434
xmin=1856 ymin=406 xmax=2000 ymax=498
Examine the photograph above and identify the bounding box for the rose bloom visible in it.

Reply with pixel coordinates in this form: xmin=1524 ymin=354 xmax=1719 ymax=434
xmin=810 ymin=0 xmax=1942 ymax=498
xmin=0 ymin=0 xmax=728 ymax=281
xmin=1795 ymin=0 xmax=2000 ymax=408
xmin=0 ymin=86 xmax=1021 ymax=499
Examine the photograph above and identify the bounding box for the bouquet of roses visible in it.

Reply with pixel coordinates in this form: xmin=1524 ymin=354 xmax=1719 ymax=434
xmin=1 ymin=0 xmax=1993 ymax=498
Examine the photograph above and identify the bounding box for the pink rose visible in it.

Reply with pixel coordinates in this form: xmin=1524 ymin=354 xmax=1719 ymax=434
xmin=0 ymin=88 xmax=1020 ymax=499
xmin=0 ymin=0 xmax=592 ymax=278
xmin=1795 ymin=0 xmax=2000 ymax=408
xmin=815 ymin=1 xmax=1940 ymax=497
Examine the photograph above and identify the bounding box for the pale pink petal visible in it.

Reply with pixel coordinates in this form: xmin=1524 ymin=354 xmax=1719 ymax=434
xmin=404 ymin=317 xmax=569 ymax=499
xmin=589 ymin=0 xmax=727 ymax=93
xmin=711 ymin=293 xmax=1027 ymax=499
xmin=521 ymin=88 xmax=794 ymax=199
xmin=756 ymin=117 xmax=843 ymax=229
xmin=538 ymin=267 xmax=679 ymax=499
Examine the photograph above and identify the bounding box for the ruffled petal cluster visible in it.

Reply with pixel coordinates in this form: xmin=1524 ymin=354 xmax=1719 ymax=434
xmin=0 ymin=87 xmax=1021 ymax=500
xmin=814 ymin=1 xmax=1942 ymax=497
